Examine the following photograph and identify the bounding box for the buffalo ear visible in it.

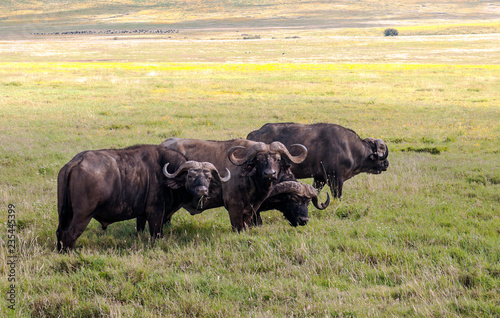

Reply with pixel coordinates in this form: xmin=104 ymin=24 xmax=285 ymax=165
xmin=280 ymin=156 xmax=292 ymax=167
xmin=280 ymin=161 xmax=293 ymax=175
xmin=165 ymin=177 xmax=184 ymax=189
xmin=365 ymin=138 xmax=377 ymax=149
xmin=209 ymin=174 xmax=222 ymax=187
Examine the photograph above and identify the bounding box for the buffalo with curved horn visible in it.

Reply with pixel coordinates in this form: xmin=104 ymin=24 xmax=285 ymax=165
xmin=160 ymin=138 xmax=308 ymax=231
xmin=256 ymin=180 xmax=330 ymax=227
xmin=136 ymin=160 xmax=231 ymax=233
xmin=57 ymin=145 xmax=231 ymax=251
xmin=228 ymin=142 xmax=308 ymax=166
xmin=163 ymin=161 xmax=230 ymax=203
xmin=247 ymin=122 xmax=389 ymax=198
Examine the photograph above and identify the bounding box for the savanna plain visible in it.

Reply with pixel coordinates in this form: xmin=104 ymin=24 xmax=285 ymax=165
xmin=0 ymin=1 xmax=499 ymax=317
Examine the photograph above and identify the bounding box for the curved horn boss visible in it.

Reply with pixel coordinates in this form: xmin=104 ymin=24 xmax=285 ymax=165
xmin=163 ymin=161 xmax=202 ymax=178
xmin=378 ymin=140 xmax=389 ymax=160
xmin=228 ymin=143 xmax=268 ymax=166
xmin=270 ymin=181 xmax=330 ymax=210
xmin=201 ymin=162 xmax=231 ymax=183
xmin=269 ymin=181 xmax=304 ymax=196
xmin=269 ymin=142 xmax=308 ymax=164
xmin=366 ymin=138 xmax=389 ymax=160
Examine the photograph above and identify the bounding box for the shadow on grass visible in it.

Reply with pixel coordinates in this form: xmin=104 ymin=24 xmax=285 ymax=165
xmin=61 ymin=212 xmax=232 ymax=254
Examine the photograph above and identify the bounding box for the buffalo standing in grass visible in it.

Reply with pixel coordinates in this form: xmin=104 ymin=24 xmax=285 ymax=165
xmin=56 ymin=145 xmax=229 ymax=251
xmin=255 ymin=176 xmax=330 ymax=227
xmin=161 ymin=138 xmax=308 ymax=231
xmin=247 ymin=122 xmax=389 ymax=198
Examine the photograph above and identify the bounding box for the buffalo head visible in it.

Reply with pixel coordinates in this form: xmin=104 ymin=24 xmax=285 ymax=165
xmin=227 ymin=141 xmax=307 ymax=184
xmin=266 ymin=181 xmax=330 ymax=226
xmin=364 ymin=138 xmax=389 ymax=175
xmin=163 ymin=161 xmax=230 ymax=209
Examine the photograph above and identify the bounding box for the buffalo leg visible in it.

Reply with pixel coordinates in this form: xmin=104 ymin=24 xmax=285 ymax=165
xmin=136 ymin=216 xmax=147 ymax=233
xmin=224 ymin=199 xmax=246 ymax=231
xmin=141 ymin=205 xmax=177 ymax=236
xmin=327 ymin=171 xmax=343 ymax=199
xmin=146 ymin=203 xmax=166 ymax=239
xmin=57 ymin=188 xmax=97 ymax=252
xmin=228 ymin=210 xmax=245 ymax=232
xmin=57 ymin=214 xmax=93 ymax=252
xmin=242 ymin=207 xmax=258 ymax=230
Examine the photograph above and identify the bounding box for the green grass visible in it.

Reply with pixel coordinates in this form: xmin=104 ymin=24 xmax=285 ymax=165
xmin=0 ymin=61 xmax=499 ymax=317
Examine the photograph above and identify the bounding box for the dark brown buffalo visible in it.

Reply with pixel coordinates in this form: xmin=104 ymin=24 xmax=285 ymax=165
xmin=161 ymin=138 xmax=308 ymax=231
xmin=247 ymin=122 xmax=389 ymax=198
xmin=135 ymin=160 xmax=230 ymax=233
xmin=56 ymin=145 xmax=229 ymax=251
xmin=256 ymin=178 xmax=330 ymax=227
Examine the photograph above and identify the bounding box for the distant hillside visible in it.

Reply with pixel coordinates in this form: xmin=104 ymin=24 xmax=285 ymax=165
xmin=1 ymin=0 xmax=499 ymax=37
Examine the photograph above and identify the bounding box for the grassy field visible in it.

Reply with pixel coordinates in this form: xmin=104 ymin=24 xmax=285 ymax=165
xmin=1 ymin=1 xmax=500 ymax=317
xmin=1 ymin=62 xmax=498 ymax=317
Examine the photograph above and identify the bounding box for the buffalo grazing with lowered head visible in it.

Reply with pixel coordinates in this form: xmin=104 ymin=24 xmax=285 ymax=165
xmin=255 ymin=176 xmax=330 ymax=227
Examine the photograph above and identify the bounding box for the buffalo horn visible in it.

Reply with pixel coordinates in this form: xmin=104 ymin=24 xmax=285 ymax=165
xmin=297 ymin=183 xmax=330 ymax=210
xmin=270 ymin=181 xmax=330 ymax=210
xmin=228 ymin=146 xmax=248 ymax=166
xmin=366 ymin=138 xmax=389 ymax=160
xmin=269 ymin=142 xmax=308 ymax=164
xmin=228 ymin=142 xmax=269 ymax=166
xmin=201 ymin=162 xmax=231 ymax=183
xmin=379 ymin=141 xmax=389 ymax=160
xmin=309 ymin=187 xmax=330 ymax=210
xmin=163 ymin=161 xmax=202 ymax=178
xmin=229 ymin=142 xmax=307 ymax=166
xmin=269 ymin=181 xmax=304 ymax=196
xmin=373 ymin=139 xmax=387 ymax=159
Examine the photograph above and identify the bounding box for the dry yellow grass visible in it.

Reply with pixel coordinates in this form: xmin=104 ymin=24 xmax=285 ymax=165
xmin=1 ymin=0 xmax=498 ymax=35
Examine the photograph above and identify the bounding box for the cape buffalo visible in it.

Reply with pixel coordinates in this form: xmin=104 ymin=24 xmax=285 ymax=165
xmin=161 ymin=138 xmax=308 ymax=231
xmin=56 ymin=145 xmax=229 ymax=251
xmin=135 ymin=160 xmax=230 ymax=233
xmin=247 ymin=122 xmax=389 ymax=198
xmin=256 ymin=179 xmax=330 ymax=227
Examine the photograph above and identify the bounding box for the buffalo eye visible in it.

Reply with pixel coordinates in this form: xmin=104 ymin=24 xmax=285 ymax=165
xmin=256 ymin=154 xmax=267 ymax=164
xmin=271 ymin=154 xmax=281 ymax=162
xmin=203 ymin=170 xmax=212 ymax=180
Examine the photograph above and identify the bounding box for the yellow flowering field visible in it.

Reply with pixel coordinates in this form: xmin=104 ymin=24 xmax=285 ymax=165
xmin=1 ymin=61 xmax=498 ymax=145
